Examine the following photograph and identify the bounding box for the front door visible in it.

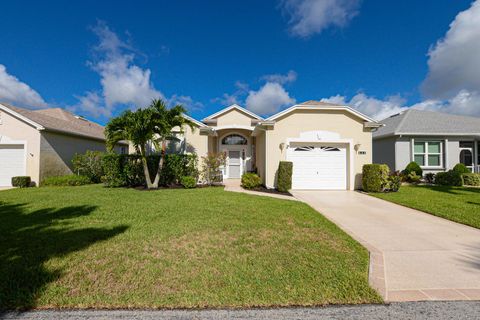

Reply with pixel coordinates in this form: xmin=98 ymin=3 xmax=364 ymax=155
xmin=228 ymin=150 xmax=241 ymax=178
xmin=460 ymin=141 xmax=474 ymax=172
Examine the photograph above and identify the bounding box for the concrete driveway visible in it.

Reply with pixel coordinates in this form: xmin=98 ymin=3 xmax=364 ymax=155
xmin=292 ymin=190 xmax=480 ymax=302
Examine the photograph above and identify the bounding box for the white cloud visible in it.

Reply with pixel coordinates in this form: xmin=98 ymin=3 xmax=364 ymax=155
xmin=261 ymin=70 xmax=297 ymax=84
xmin=280 ymin=0 xmax=361 ymax=38
xmin=0 ymin=64 xmax=47 ymax=109
xmin=212 ymin=81 xmax=249 ymax=106
xmin=412 ymin=90 xmax=480 ymax=117
xmin=421 ymin=0 xmax=480 ymax=99
xmin=169 ymin=94 xmax=203 ymax=111
xmin=246 ymin=82 xmax=296 ymax=115
xmin=322 ymin=93 xmax=408 ymax=120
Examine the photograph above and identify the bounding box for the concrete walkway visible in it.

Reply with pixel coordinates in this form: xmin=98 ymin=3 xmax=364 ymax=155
xmin=292 ymin=190 xmax=480 ymax=302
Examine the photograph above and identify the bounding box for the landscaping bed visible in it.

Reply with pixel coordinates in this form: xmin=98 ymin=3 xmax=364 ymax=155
xmin=371 ymin=185 xmax=480 ymax=229
xmin=0 ymin=185 xmax=380 ymax=309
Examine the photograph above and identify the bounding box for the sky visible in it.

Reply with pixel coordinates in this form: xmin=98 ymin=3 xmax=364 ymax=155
xmin=1 ymin=0 xmax=479 ymax=124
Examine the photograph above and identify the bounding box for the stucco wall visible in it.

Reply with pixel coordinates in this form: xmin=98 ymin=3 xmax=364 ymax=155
xmin=0 ymin=110 xmax=41 ymax=185
xmin=265 ymin=109 xmax=373 ymax=189
xmin=255 ymin=131 xmax=266 ymax=184
xmin=182 ymin=125 xmax=208 ymax=158
xmin=373 ymin=136 xmax=396 ymax=170
xmin=214 ymin=109 xmax=254 ymax=128
xmin=39 ymin=131 xmax=109 ymax=181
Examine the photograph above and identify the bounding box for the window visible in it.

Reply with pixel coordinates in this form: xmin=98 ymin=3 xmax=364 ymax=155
xmin=221 ymin=134 xmax=247 ymax=145
xmin=413 ymin=141 xmax=442 ymax=167
xmin=294 ymin=146 xmax=314 ymax=151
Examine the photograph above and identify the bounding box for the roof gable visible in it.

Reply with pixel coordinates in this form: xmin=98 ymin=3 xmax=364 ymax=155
xmin=203 ymin=104 xmax=263 ymax=121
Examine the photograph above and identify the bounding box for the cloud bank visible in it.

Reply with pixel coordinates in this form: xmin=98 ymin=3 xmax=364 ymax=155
xmin=0 ymin=64 xmax=47 ymax=109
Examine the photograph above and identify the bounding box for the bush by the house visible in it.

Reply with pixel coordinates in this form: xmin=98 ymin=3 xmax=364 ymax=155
xmin=424 ymin=172 xmax=436 ymax=184
xmin=11 ymin=176 xmax=31 ymax=188
xmin=462 ymin=173 xmax=480 ymax=186
xmin=102 ymin=153 xmax=197 ymax=188
xmin=180 ymin=176 xmax=197 ymax=188
xmin=362 ymin=164 xmax=389 ymax=192
xmin=386 ymin=172 xmax=401 ymax=192
xmin=241 ymin=173 xmax=262 ymax=189
xmin=435 ymin=170 xmax=463 ymax=186
xmin=453 ymin=163 xmax=470 ymax=175
xmin=406 ymin=171 xmax=421 ymax=184
xmin=42 ymin=175 xmax=92 ymax=187
xmin=200 ymin=152 xmax=226 ymax=186
xmin=404 ymin=161 xmax=423 ymax=177
xmin=277 ymin=161 xmax=293 ymax=192
xmin=72 ymin=150 xmax=105 ymax=183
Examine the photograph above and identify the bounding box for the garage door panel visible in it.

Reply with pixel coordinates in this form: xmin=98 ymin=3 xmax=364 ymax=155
xmin=0 ymin=145 xmax=26 ymax=186
xmin=287 ymin=145 xmax=347 ymax=190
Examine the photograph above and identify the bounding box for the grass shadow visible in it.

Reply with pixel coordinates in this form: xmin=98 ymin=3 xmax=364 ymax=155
xmin=413 ymin=185 xmax=480 ymax=195
xmin=0 ymin=202 xmax=128 ymax=310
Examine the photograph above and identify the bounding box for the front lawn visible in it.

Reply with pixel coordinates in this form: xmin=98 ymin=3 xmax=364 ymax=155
xmin=0 ymin=185 xmax=380 ymax=309
xmin=372 ymin=185 xmax=480 ymax=229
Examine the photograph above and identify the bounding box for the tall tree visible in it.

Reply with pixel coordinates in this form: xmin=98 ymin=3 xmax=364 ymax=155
xmin=105 ymin=99 xmax=194 ymax=189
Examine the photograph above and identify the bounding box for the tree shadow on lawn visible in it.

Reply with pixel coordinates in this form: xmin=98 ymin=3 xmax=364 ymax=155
xmin=414 ymin=185 xmax=480 ymax=196
xmin=0 ymin=202 xmax=128 ymax=310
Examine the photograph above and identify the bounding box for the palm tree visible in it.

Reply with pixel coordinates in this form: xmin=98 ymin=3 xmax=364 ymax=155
xmin=105 ymin=99 xmax=194 ymax=189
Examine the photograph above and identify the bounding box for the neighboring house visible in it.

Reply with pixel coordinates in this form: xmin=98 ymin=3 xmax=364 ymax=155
xmin=0 ymin=103 xmax=128 ymax=186
xmin=373 ymin=109 xmax=480 ymax=174
xmin=177 ymin=101 xmax=381 ymax=190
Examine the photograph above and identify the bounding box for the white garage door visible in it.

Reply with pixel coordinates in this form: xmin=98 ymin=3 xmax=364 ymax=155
xmin=0 ymin=145 xmax=26 ymax=186
xmin=287 ymin=145 xmax=347 ymax=190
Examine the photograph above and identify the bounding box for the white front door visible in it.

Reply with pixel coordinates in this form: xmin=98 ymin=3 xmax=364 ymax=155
xmin=228 ymin=150 xmax=241 ymax=178
xmin=287 ymin=145 xmax=347 ymax=190
xmin=0 ymin=144 xmax=26 ymax=186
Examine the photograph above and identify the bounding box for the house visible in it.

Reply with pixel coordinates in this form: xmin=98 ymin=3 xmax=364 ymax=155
xmin=177 ymin=101 xmax=381 ymax=190
xmin=373 ymin=109 xmax=480 ymax=174
xmin=0 ymin=103 xmax=128 ymax=186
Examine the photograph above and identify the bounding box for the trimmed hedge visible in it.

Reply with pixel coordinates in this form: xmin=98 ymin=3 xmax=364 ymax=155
xmin=180 ymin=176 xmax=197 ymax=188
xmin=462 ymin=173 xmax=480 ymax=186
xmin=435 ymin=170 xmax=462 ymax=186
xmin=241 ymin=173 xmax=262 ymax=189
xmin=362 ymin=164 xmax=390 ymax=192
xmin=453 ymin=163 xmax=470 ymax=175
xmin=102 ymin=153 xmax=198 ymax=188
xmin=386 ymin=174 xmax=401 ymax=192
xmin=11 ymin=176 xmax=31 ymax=188
xmin=404 ymin=161 xmax=422 ymax=177
xmin=277 ymin=161 xmax=292 ymax=192
xmin=42 ymin=175 xmax=92 ymax=187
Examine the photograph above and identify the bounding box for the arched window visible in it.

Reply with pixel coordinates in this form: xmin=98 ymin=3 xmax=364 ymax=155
xmin=221 ymin=134 xmax=247 ymax=145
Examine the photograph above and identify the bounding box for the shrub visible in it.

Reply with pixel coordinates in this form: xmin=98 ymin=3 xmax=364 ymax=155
xmin=11 ymin=176 xmax=31 ymax=188
xmin=241 ymin=173 xmax=262 ymax=189
xmin=386 ymin=173 xmax=401 ymax=192
xmin=462 ymin=173 xmax=480 ymax=186
xmin=435 ymin=170 xmax=462 ymax=186
xmin=406 ymin=172 xmax=421 ymax=184
xmin=424 ymin=172 xmax=436 ymax=184
xmin=201 ymin=152 xmax=226 ymax=186
xmin=180 ymin=176 xmax=197 ymax=188
xmin=404 ymin=161 xmax=423 ymax=177
xmin=362 ymin=164 xmax=389 ymax=192
xmin=72 ymin=150 xmax=105 ymax=183
xmin=42 ymin=175 xmax=92 ymax=187
xmin=453 ymin=163 xmax=470 ymax=175
xmin=277 ymin=161 xmax=293 ymax=192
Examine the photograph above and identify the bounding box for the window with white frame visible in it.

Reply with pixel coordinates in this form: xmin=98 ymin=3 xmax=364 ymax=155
xmin=413 ymin=141 xmax=442 ymax=167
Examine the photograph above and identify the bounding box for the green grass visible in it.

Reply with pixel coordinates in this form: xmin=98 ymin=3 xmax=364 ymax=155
xmin=372 ymin=185 xmax=480 ymax=229
xmin=0 ymin=185 xmax=380 ymax=309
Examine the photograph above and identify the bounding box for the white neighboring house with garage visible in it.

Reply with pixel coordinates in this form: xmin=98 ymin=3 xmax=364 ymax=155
xmin=176 ymin=101 xmax=381 ymax=190
xmin=0 ymin=103 xmax=128 ymax=187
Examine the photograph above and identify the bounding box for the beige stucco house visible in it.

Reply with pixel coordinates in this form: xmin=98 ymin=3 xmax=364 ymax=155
xmin=0 ymin=103 xmax=128 ymax=186
xmin=178 ymin=101 xmax=381 ymax=190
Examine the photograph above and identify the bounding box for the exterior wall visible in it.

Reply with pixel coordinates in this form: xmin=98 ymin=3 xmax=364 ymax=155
xmin=182 ymin=125 xmax=208 ymax=158
xmin=0 ymin=110 xmax=41 ymax=185
xmin=255 ymin=131 xmax=266 ymax=184
xmin=39 ymin=131 xmax=110 ymax=182
xmin=372 ymin=136 xmax=396 ymax=170
xmin=265 ymin=109 xmax=373 ymax=189
xmin=394 ymin=137 xmax=411 ymax=172
xmin=214 ymin=109 xmax=254 ymax=128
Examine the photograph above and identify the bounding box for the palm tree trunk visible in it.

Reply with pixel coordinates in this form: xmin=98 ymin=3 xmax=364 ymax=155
xmin=140 ymin=144 xmax=155 ymax=189
xmin=152 ymin=140 xmax=165 ymax=188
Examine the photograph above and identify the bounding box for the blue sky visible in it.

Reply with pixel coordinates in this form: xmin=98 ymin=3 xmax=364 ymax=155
xmin=1 ymin=0 xmax=479 ymax=124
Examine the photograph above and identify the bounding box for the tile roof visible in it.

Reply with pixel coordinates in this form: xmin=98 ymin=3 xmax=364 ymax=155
xmin=300 ymin=100 xmax=344 ymax=107
xmin=1 ymin=103 xmax=111 ymax=141
xmin=374 ymin=109 xmax=480 ymax=138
